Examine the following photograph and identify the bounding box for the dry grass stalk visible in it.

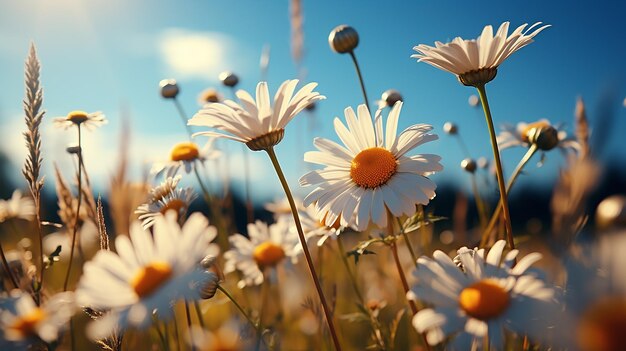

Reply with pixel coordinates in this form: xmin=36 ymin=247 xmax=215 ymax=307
xmin=21 ymin=43 xmax=46 ymax=297
xmin=551 ymin=98 xmax=598 ymax=245
xmin=108 ymin=108 xmax=149 ymax=235
xmin=96 ymin=196 xmax=109 ymax=251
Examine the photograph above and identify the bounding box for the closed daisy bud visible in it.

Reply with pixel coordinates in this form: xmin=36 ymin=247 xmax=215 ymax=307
xmin=461 ymin=158 xmax=477 ymax=173
xmin=596 ymin=195 xmax=626 ymax=230
xmin=525 ymin=123 xmax=559 ymax=151
xmin=328 ymin=25 xmax=359 ymax=54
xmin=218 ymin=71 xmax=239 ymax=88
xmin=468 ymin=94 xmax=479 ymax=107
xmin=381 ymin=89 xmax=403 ymax=108
xmin=159 ymin=79 xmax=179 ymax=99
xmin=443 ymin=122 xmax=458 ymax=135
xmin=66 ymin=145 xmax=81 ymax=155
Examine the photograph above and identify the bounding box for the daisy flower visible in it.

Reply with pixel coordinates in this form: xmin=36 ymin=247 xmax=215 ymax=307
xmin=297 ymin=205 xmax=346 ymax=247
xmin=188 ymin=79 xmax=325 ymax=151
xmin=0 ymin=190 xmax=36 ymax=223
xmin=300 ymin=102 xmax=442 ymax=231
xmin=135 ymin=176 xmax=197 ymax=229
xmin=556 ymin=231 xmax=626 ymax=351
xmin=151 ymin=139 xmax=221 ymax=178
xmin=497 ymin=119 xmax=580 ymax=152
xmin=224 ymin=220 xmax=299 ymax=288
xmin=264 ymin=196 xmax=304 ymax=222
xmin=76 ymin=212 xmax=219 ymax=339
xmin=53 ymin=110 xmax=107 ymax=130
xmin=410 ymin=240 xmax=556 ymax=349
xmin=0 ymin=291 xmax=75 ymax=345
xmin=412 ymin=22 xmax=550 ymax=86
xmin=197 ymin=88 xmax=222 ymax=105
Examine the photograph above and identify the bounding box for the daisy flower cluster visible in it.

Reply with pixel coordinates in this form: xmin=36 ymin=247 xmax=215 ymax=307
xmin=2 ymin=14 xmax=625 ymax=351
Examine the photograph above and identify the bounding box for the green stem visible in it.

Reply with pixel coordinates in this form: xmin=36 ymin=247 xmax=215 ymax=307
xmin=193 ymin=165 xmax=229 ymax=252
xmin=0 ymin=239 xmax=20 ymax=289
xmin=217 ymin=284 xmax=269 ymax=349
xmin=242 ymin=144 xmax=254 ymax=223
xmin=265 ymin=147 xmax=342 ymax=351
xmin=336 ymin=236 xmax=364 ymax=302
xmin=336 ymin=237 xmax=386 ymax=350
xmin=470 ymin=173 xmax=488 ymax=231
xmin=193 ymin=301 xmax=206 ymax=329
xmin=397 ymin=217 xmax=419 ymax=269
xmin=184 ymin=300 xmax=196 ymax=351
xmin=481 ymin=144 xmax=538 ymax=247
xmin=173 ymin=97 xmax=193 ymax=139
xmin=475 ymin=84 xmax=515 ymax=250
xmin=348 ymin=51 xmax=370 ymax=112
xmin=255 ymin=272 xmax=270 ymax=351
xmin=64 ymin=124 xmax=83 ymax=291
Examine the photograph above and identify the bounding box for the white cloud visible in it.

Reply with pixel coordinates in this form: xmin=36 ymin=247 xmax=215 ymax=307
xmin=158 ymin=28 xmax=236 ymax=80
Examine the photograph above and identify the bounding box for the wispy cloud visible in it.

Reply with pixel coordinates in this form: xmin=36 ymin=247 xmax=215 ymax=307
xmin=158 ymin=28 xmax=238 ymax=81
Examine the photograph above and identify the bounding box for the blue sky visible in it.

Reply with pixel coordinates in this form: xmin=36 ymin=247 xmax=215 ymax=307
xmin=1 ymin=0 xmax=625 ymax=202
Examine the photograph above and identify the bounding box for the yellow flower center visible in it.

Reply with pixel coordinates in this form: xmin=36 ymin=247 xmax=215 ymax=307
xmin=350 ymin=147 xmax=397 ymax=188
xmin=521 ymin=121 xmax=551 ymax=143
xmin=131 ymin=261 xmax=173 ymax=298
xmin=170 ymin=142 xmax=200 ymax=162
xmin=159 ymin=199 xmax=186 ymax=215
xmin=9 ymin=308 xmax=46 ymax=337
xmin=66 ymin=110 xmax=89 ymax=124
xmin=459 ymin=279 xmax=510 ymax=320
xmin=577 ymin=297 xmax=626 ymax=351
xmin=253 ymin=242 xmax=285 ymax=267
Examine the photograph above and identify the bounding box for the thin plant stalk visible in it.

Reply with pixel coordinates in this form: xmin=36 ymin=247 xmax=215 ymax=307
xmin=336 ymin=236 xmax=386 ymax=350
xmin=172 ymin=97 xmax=193 ymax=139
xmin=348 ymin=51 xmax=370 ymax=112
xmin=184 ymin=301 xmax=196 ymax=351
xmin=475 ymin=84 xmax=515 ymax=250
xmin=396 ymin=213 xmax=420 ymax=268
xmin=0 ymin=240 xmax=20 ymax=289
xmin=172 ymin=314 xmax=182 ymax=351
xmin=63 ymin=124 xmax=84 ymax=291
xmin=242 ymin=144 xmax=254 ymax=223
xmin=265 ymin=147 xmax=342 ymax=351
xmin=454 ymin=134 xmax=472 ymax=158
xmin=192 ymin=165 xmax=229 ymax=251
xmin=255 ymin=271 xmax=270 ymax=351
xmin=386 ymin=213 xmax=416 ymax=314
xmin=193 ymin=301 xmax=206 ymax=329
xmin=216 ymin=284 xmax=270 ymax=349
xmin=470 ymin=173 xmax=488 ymax=230
xmin=481 ymin=144 xmax=538 ymax=246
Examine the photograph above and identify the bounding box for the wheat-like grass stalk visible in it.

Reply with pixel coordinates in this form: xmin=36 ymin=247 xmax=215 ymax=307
xmin=96 ymin=196 xmax=109 ymax=251
xmin=21 ymin=43 xmax=46 ymax=300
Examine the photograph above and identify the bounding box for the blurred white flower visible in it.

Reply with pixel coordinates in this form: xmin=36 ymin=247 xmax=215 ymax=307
xmin=53 ymin=110 xmax=107 ymax=130
xmin=151 ymin=139 xmax=221 ymax=178
xmin=0 ymin=190 xmax=35 ymax=223
xmin=497 ymin=119 xmax=580 ymax=152
xmin=0 ymin=291 xmax=75 ymax=344
xmin=410 ymin=240 xmax=556 ymax=349
xmin=224 ymin=220 xmax=299 ymax=288
xmin=76 ymin=213 xmax=219 ymax=339
xmin=135 ymin=176 xmax=197 ymax=229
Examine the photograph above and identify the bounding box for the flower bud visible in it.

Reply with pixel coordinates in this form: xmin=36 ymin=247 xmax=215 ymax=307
xmin=198 ymin=88 xmax=220 ymax=104
xmin=328 ymin=25 xmax=359 ymax=54
xmin=66 ymin=145 xmax=81 ymax=155
xmin=159 ymin=79 xmax=179 ymax=99
xmin=468 ymin=94 xmax=479 ymax=107
xmin=526 ymin=125 xmax=559 ymax=151
xmin=461 ymin=158 xmax=477 ymax=173
xmin=443 ymin=122 xmax=458 ymax=135
xmin=381 ymin=89 xmax=403 ymax=108
xmin=219 ymin=71 xmax=239 ymax=88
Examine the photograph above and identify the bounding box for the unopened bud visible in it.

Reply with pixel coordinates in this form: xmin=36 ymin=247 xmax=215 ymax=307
xmin=461 ymin=158 xmax=477 ymax=173
xmin=443 ymin=122 xmax=458 ymax=135
xmin=159 ymin=79 xmax=179 ymax=99
xmin=328 ymin=25 xmax=359 ymax=54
